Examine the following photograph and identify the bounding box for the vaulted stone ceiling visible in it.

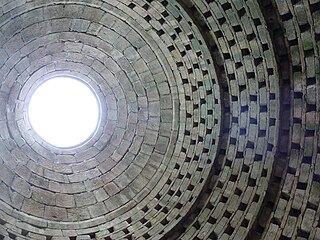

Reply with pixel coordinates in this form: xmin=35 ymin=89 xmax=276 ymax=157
xmin=0 ymin=0 xmax=319 ymax=239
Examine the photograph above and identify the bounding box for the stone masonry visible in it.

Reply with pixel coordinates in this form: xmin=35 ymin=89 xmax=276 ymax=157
xmin=0 ymin=0 xmax=319 ymax=239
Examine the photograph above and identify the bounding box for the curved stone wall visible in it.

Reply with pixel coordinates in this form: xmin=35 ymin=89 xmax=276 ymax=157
xmin=0 ymin=0 xmax=319 ymax=239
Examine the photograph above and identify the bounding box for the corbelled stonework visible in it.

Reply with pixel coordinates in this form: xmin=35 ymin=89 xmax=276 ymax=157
xmin=0 ymin=0 xmax=319 ymax=239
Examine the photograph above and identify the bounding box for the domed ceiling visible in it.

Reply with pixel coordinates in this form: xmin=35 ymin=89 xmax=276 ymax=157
xmin=0 ymin=0 xmax=319 ymax=239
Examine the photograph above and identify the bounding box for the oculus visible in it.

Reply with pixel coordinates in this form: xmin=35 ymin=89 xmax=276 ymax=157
xmin=28 ymin=77 xmax=100 ymax=148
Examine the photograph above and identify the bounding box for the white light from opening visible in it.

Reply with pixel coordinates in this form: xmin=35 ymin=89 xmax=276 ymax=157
xmin=28 ymin=77 xmax=100 ymax=148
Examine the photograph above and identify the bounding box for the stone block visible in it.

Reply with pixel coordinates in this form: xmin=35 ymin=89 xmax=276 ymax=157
xmin=32 ymin=187 xmax=56 ymax=205
xmin=44 ymin=206 xmax=68 ymax=221
xmin=0 ymin=164 xmax=14 ymax=185
xmin=12 ymin=176 xmax=31 ymax=198
xmin=75 ymin=192 xmax=96 ymax=207
xmin=22 ymin=198 xmax=45 ymax=217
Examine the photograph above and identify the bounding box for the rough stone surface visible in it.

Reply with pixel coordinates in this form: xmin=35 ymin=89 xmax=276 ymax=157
xmin=0 ymin=0 xmax=318 ymax=239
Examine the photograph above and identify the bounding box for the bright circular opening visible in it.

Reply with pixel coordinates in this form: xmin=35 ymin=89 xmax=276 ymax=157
xmin=28 ymin=77 xmax=100 ymax=148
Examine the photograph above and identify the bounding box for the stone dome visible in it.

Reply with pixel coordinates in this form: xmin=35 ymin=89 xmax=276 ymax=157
xmin=0 ymin=0 xmax=319 ymax=239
